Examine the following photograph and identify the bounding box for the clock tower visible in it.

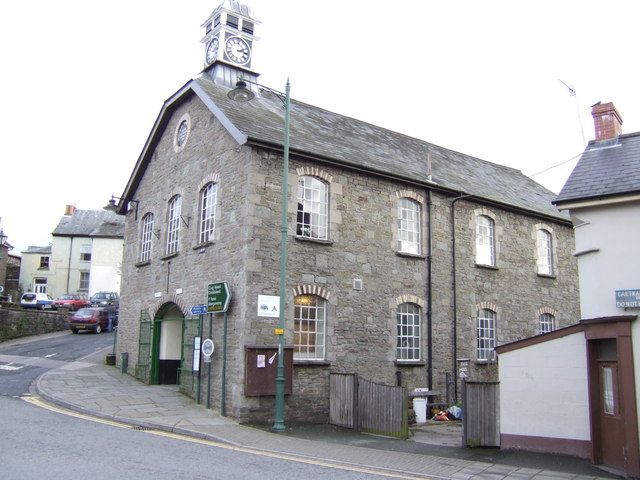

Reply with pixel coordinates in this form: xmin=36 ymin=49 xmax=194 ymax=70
xmin=201 ymin=1 xmax=260 ymax=85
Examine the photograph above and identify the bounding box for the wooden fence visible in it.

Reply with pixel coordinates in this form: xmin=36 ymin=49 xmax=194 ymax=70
xmin=462 ymin=380 xmax=500 ymax=447
xmin=329 ymin=373 xmax=408 ymax=439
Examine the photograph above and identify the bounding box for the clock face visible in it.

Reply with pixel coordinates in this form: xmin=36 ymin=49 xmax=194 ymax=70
xmin=224 ymin=36 xmax=251 ymax=65
xmin=205 ymin=38 xmax=219 ymax=65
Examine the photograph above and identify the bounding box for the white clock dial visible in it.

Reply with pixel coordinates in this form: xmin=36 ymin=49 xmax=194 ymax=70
xmin=224 ymin=36 xmax=251 ymax=65
xmin=205 ymin=38 xmax=219 ymax=65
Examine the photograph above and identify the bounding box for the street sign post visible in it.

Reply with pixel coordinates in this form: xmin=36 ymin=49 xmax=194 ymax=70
xmin=208 ymin=282 xmax=231 ymax=313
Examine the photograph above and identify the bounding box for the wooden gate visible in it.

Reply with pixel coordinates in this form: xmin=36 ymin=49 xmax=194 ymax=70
xmin=329 ymin=373 xmax=408 ymax=439
xmin=134 ymin=311 xmax=152 ymax=382
xmin=462 ymin=380 xmax=500 ymax=447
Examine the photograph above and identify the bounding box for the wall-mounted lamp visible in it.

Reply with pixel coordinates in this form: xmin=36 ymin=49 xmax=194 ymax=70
xmin=104 ymin=195 xmax=139 ymax=220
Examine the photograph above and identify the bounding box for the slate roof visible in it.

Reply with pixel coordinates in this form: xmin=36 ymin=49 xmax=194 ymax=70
xmin=51 ymin=210 xmax=124 ymax=238
xmin=554 ymin=132 xmax=640 ymax=205
xmin=22 ymin=245 xmax=52 ymax=255
xmin=122 ymin=73 xmax=569 ymax=223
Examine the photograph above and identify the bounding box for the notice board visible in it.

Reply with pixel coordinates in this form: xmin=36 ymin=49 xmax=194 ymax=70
xmin=244 ymin=345 xmax=293 ymax=396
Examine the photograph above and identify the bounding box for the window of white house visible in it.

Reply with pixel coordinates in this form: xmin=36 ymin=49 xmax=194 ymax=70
xmin=34 ymin=277 xmax=47 ymax=293
xmin=140 ymin=213 xmax=154 ymax=262
xmin=79 ymin=271 xmax=90 ymax=291
xmin=477 ymin=308 xmax=496 ymax=361
xmin=539 ymin=313 xmax=555 ymax=334
xmin=398 ymin=198 xmax=421 ymax=254
xmin=537 ymin=229 xmax=553 ymax=275
xmin=80 ymin=245 xmax=92 ymax=262
xmin=476 ymin=215 xmax=495 ymax=266
xmin=294 ymin=294 xmax=326 ymax=360
xmin=296 ymin=176 xmax=328 ymax=240
xmin=166 ymin=195 xmax=182 ymax=255
xmin=199 ymin=182 xmax=217 ymax=244
xmin=39 ymin=256 xmax=50 ymax=269
xmin=396 ymin=303 xmax=421 ymax=361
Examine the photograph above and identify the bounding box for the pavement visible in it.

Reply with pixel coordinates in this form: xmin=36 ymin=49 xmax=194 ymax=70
xmin=27 ymin=340 xmax=620 ymax=480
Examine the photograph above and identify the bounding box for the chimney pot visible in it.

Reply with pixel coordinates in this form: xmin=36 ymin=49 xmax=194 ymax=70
xmin=591 ymin=102 xmax=623 ymax=142
xmin=64 ymin=205 xmax=76 ymax=216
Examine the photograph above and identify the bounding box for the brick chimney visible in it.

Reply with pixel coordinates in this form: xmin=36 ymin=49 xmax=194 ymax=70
xmin=64 ymin=205 xmax=76 ymax=216
xmin=591 ymin=102 xmax=623 ymax=142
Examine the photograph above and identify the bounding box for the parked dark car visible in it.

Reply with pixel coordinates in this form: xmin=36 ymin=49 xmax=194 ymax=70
xmin=69 ymin=307 xmax=109 ymax=334
xmin=90 ymin=291 xmax=119 ymax=309
xmin=54 ymin=293 xmax=90 ymax=311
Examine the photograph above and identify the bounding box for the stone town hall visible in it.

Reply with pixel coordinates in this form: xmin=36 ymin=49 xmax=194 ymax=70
xmin=115 ymin=1 xmax=579 ymax=424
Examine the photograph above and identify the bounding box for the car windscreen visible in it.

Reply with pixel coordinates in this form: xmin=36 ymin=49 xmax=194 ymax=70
xmin=74 ymin=309 xmax=96 ymax=319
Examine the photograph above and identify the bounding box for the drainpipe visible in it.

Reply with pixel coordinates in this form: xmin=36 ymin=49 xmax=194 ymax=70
xmin=66 ymin=237 xmax=74 ymax=293
xmin=426 ymin=189 xmax=433 ymax=390
xmin=451 ymin=193 xmax=472 ymax=403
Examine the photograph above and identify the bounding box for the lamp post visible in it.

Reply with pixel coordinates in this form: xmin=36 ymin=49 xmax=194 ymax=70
xmin=228 ymin=77 xmax=290 ymax=432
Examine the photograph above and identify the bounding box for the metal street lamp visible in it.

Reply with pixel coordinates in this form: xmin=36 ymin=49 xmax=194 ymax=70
xmin=0 ymin=229 xmax=7 ymax=247
xmin=228 ymin=76 xmax=291 ymax=432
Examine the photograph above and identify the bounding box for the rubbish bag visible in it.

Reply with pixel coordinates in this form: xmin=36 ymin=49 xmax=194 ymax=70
xmin=447 ymin=405 xmax=462 ymax=420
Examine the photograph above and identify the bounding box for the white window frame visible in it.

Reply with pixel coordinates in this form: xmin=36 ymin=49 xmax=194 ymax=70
xmin=39 ymin=256 xmax=50 ymax=269
xmin=296 ymin=176 xmax=328 ymax=240
xmin=537 ymin=229 xmax=553 ymax=275
xmin=79 ymin=271 xmax=90 ymax=291
xmin=140 ymin=213 xmax=154 ymax=262
xmin=396 ymin=303 xmax=421 ymax=361
xmin=398 ymin=198 xmax=421 ymax=254
xmin=34 ymin=277 xmax=47 ymax=293
xmin=539 ymin=313 xmax=555 ymax=334
xmin=199 ymin=183 xmax=217 ymax=244
xmin=477 ymin=308 xmax=496 ymax=361
xmin=166 ymin=195 xmax=182 ymax=255
xmin=80 ymin=245 xmax=92 ymax=262
xmin=476 ymin=215 xmax=495 ymax=266
xmin=294 ymin=295 xmax=326 ymax=360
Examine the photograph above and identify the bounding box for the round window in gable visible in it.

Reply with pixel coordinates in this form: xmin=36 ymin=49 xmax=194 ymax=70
xmin=173 ymin=113 xmax=191 ymax=153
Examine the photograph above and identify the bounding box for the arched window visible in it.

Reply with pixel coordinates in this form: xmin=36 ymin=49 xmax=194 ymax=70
xmin=539 ymin=313 xmax=555 ymax=334
xmin=199 ymin=183 xmax=217 ymax=244
xmin=294 ymin=294 xmax=326 ymax=360
xmin=537 ymin=229 xmax=553 ymax=275
xmin=398 ymin=198 xmax=421 ymax=254
xmin=476 ymin=215 xmax=495 ymax=266
xmin=140 ymin=213 xmax=154 ymax=262
xmin=396 ymin=303 xmax=421 ymax=360
xmin=166 ymin=195 xmax=181 ymax=255
xmin=297 ymin=176 xmax=328 ymax=240
xmin=477 ymin=308 xmax=496 ymax=361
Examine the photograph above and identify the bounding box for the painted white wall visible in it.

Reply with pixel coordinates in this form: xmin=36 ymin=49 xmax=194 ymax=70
xmin=159 ymin=320 xmax=182 ymax=360
xmin=573 ymin=201 xmax=640 ymax=319
xmin=88 ymin=237 xmax=123 ymax=295
xmin=499 ymin=331 xmax=590 ymax=440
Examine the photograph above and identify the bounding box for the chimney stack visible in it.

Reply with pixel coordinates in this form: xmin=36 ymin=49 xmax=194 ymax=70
xmin=591 ymin=102 xmax=623 ymax=142
xmin=64 ymin=205 xmax=76 ymax=216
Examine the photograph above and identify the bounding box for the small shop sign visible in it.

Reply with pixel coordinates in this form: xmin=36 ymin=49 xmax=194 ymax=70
xmin=616 ymin=289 xmax=640 ymax=308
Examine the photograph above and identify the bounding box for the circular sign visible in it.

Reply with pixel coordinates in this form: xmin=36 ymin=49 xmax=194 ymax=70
xmin=202 ymin=338 xmax=215 ymax=357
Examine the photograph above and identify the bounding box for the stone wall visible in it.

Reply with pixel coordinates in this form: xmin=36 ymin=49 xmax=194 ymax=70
xmin=0 ymin=308 xmax=69 ymax=342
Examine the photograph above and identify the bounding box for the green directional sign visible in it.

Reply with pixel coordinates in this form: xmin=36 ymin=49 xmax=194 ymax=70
xmin=208 ymin=281 xmax=231 ymax=313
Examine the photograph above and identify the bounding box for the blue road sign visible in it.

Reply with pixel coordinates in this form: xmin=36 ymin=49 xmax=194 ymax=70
xmin=190 ymin=305 xmax=208 ymax=315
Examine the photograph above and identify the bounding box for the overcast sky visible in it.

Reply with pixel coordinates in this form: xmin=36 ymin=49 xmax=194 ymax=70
xmin=1 ymin=0 xmax=638 ymax=255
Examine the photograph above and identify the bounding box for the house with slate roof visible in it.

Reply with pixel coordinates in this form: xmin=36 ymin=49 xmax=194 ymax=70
xmin=19 ymin=205 xmax=124 ymax=299
xmin=114 ymin=1 xmax=579 ymax=424
xmin=497 ymin=102 xmax=640 ymax=478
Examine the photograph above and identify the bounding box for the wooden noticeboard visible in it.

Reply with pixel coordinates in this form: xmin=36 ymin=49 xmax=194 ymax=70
xmin=244 ymin=346 xmax=293 ymax=396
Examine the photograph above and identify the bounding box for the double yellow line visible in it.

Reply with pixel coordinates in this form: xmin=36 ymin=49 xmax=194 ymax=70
xmin=23 ymin=396 xmax=441 ymax=480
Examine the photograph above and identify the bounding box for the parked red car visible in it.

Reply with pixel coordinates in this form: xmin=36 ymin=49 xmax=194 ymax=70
xmin=69 ymin=308 xmax=109 ymax=334
xmin=54 ymin=293 xmax=90 ymax=311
